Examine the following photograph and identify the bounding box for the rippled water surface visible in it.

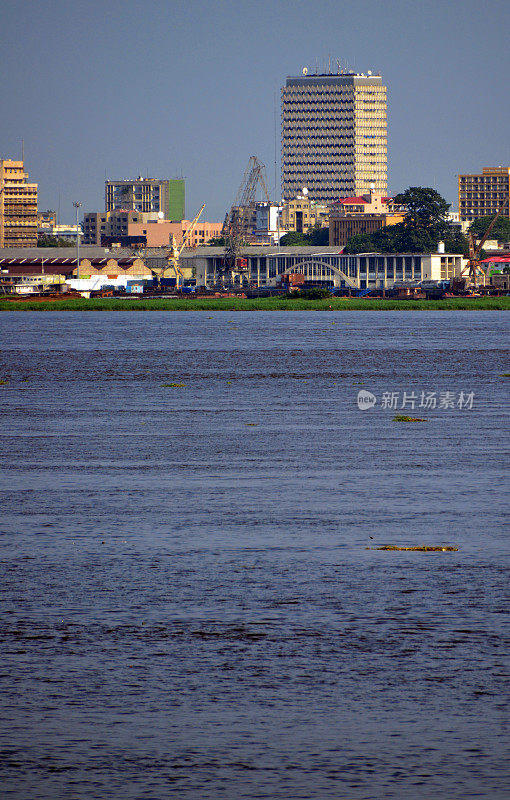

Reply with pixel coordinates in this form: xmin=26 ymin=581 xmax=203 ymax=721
xmin=0 ymin=310 xmax=508 ymax=799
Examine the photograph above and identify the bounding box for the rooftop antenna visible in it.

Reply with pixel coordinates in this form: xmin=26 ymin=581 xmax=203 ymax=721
xmin=336 ymin=58 xmax=341 ymax=74
xmin=21 ymin=138 xmax=24 ymax=163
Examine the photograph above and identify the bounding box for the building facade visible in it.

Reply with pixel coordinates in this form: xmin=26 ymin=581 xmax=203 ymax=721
xmin=105 ymin=177 xmax=185 ymax=220
xmin=83 ymin=211 xmax=222 ymax=248
xmin=281 ymin=71 xmax=387 ymax=205
xmin=280 ymin=193 xmax=329 ymax=234
xmin=37 ymin=210 xmax=57 ymax=229
xmin=0 ymin=159 xmax=38 ymax=247
xmin=458 ymin=167 xmax=510 ymax=223
xmin=83 ymin=210 xmax=146 ymax=245
xmin=180 ymin=247 xmax=464 ymax=290
xmin=329 ymin=192 xmax=405 ymax=247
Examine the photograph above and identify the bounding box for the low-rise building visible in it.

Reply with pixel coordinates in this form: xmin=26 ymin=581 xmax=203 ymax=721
xmin=180 ymin=247 xmax=465 ymax=290
xmin=329 ymin=191 xmax=405 ymax=247
xmin=0 ymin=252 xmax=152 ymax=294
xmin=280 ymin=193 xmax=329 ymax=234
xmin=37 ymin=210 xmax=57 ymax=229
xmin=83 ymin=210 xmax=147 ymax=245
xmin=84 ymin=211 xmax=222 ymax=248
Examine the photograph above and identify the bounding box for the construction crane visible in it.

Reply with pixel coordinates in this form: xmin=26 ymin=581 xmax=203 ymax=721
xmin=149 ymin=203 xmax=205 ymax=289
xmin=460 ymin=198 xmax=508 ymax=289
xmin=221 ymin=156 xmax=271 ymax=286
xmin=166 ymin=203 xmax=206 ymax=288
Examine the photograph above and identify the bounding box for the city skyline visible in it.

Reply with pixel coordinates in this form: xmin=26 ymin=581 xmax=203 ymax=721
xmin=1 ymin=0 xmax=509 ymax=223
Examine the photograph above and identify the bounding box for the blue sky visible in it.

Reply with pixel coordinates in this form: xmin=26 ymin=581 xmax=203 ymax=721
xmin=1 ymin=0 xmax=509 ymax=222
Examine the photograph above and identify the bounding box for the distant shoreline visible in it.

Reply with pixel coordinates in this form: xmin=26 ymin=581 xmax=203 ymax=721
xmin=1 ymin=296 xmax=509 ymax=312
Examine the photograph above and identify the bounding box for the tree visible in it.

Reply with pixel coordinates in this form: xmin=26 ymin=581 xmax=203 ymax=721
xmin=393 ymin=186 xmax=450 ymax=238
xmin=279 ymin=231 xmax=309 ymax=246
xmin=280 ymin=226 xmax=329 ymax=246
xmin=344 ymin=187 xmax=469 ymax=255
xmin=207 ymin=236 xmax=225 ymax=246
xmin=308 ymin=225 xmax=329 ymax=245
xmin=468 ymin=215 xmax=510 ymax=243
xmin=37 ymin=234 xmax=74 ymax=247
xmin=442 ymin=227 xmax=470 ymax=257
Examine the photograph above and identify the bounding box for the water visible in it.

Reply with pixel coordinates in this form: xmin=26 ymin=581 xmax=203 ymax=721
xmin=0 ymin=310 xmax=508 ymax=799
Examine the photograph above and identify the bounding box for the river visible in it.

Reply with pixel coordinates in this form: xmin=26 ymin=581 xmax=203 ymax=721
xmin=0 ymin=310 xmax=508 ymax=799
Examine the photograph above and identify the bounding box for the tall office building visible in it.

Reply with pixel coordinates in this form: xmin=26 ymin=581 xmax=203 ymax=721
xmin=105 ymin=177 xmax=185 ymax=221
xmin=458 ymin=167 xmax=510 ymax=223
xmin=0 ymin=159 xmax=38 ymax=247
xmin=281 ymin=71 xmax=387 ymax=205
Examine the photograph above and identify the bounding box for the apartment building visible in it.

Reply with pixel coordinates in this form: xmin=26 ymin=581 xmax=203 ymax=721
xmin=458 ymin=167 xmax=510 ymax=223
xmin=281 ymin=70 xmax=387 ymax=205
xmin=105 ymin=177 xmax=185 ymax=220
xmin=0 ymin=159 xmax=38 ymax=247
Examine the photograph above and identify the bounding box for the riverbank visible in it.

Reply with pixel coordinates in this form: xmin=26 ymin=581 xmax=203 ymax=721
xmin=0 ymin=295 xmax=509 ymax=311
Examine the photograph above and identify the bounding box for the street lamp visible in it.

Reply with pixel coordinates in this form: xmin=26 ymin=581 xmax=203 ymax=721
xmin=73 ymin=202 xmax=82 ymax=279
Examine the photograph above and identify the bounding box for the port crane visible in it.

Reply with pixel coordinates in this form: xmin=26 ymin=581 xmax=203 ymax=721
xmin=460 ymin=197 xmax=508 ymax=289
xmin=221 ymin=156 xmax=271 ymax=286
xmin=149 ymin=203 xmax=205 ymax=288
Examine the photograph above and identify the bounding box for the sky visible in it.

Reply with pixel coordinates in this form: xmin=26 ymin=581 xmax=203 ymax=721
xmin=1 ymin=0 xmax=509 ymax=223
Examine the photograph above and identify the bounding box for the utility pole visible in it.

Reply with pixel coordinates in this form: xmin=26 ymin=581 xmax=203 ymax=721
xmin=73 ymin=202 xmax=82 ymax=280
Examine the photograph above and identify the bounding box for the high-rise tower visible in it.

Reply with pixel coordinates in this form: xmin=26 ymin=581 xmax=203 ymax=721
xmin=0 ymin=159 xmax=38 ymax=247
xmin=281 ymin=71 xmax=387 ymax=205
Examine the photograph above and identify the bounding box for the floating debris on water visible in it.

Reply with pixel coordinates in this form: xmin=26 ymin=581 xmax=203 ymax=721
xmin=499 ymin=373 xmax=510 ymax=377
xmin=393 ymin=414 xmax=426 ymax=422
xmin=0 ymin=379 xmax=8 ymax=385
xmin=161 ymin=383 xmax=186 ymax=388
xmin=368 ymin=545 xmax=458 ymax=552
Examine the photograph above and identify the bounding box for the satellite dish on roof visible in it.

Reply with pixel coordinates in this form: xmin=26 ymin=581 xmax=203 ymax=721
xmin=158 ymin=211 xmax=164 ymax=219
xmin=302 ymin=67 xmax=308 ymax=75
xmin=302 ymin=187 xmax=308 ymax=195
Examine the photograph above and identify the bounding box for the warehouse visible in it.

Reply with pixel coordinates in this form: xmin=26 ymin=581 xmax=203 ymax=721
xmin=179 ymin=247 xmax=466 ymax=290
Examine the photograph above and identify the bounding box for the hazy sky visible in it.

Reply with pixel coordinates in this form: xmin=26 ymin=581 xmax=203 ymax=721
xmin=1 ymin=0 xmax=509 ymax=222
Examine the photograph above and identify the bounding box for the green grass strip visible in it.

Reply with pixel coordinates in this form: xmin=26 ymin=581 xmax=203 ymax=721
xmin=0 ymin=296 xmax=509 ymax=311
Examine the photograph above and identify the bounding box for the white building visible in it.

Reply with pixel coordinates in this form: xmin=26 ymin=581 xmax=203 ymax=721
xmin=180 ymin=247 xmax=465 ymax=290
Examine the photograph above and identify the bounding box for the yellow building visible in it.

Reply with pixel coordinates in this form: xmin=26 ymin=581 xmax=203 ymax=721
xmin=0 ymin=159 xmax=38 ymax=247
xmin=458 ymin=166 xmax=510 ymax=223
xmin=280 ymin=193 xmax=329 ymax=234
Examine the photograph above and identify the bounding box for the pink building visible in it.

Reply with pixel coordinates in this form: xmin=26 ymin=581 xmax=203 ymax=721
xmin=126 ymin=219 xmax=223 ymax=248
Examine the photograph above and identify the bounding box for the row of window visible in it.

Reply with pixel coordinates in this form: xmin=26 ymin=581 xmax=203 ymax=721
xmin=460 ymin=192 xmax=507 ymax=198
